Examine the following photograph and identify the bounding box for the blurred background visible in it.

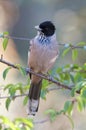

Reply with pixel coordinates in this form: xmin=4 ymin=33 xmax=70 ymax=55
xmin=0 ymin=0 xmax=86 ymax=130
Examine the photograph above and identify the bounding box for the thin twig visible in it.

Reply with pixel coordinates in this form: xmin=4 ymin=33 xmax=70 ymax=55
xmin=47 ymin=86 xmax=62 ymax=92
xmin=34 ymin=117 xmax=49 ymax=124
xmin=58 ymin=69 xmax=86 ymax=75
xmin=0 ymin=86 xmax=63 ymax=99
xmin=3 ymin=35 xmax=31 ymax=41
xmin=1 ymin=34 xmax=86 ymax=49
xmin=0 ymin=94 xmax=27 ymax=99
xmin=57 ymin=43 xmax=84 ymax=49
xmin=0 ymin=58 xmax=18 ymax=69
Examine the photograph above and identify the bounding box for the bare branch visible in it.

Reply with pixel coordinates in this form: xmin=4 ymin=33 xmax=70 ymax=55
xmin=0 ymin=94 xmax=27 ymax=99
xmin=47 ymin=86 xmax=62 ymax=92
xmin=3 ymin=35 xmax=31 ymax=41
xmin=34 ymin=117 xmax=49 ymax=124
xmin=0 ymin=58 xmax=18 ymax=69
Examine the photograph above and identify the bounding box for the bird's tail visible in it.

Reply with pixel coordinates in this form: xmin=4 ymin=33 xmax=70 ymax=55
xmin=28 ymin=78 xmax=42 ymax=115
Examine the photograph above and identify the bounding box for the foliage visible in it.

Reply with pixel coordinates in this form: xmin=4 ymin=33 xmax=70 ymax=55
xmin=0 ymin=32 xmax=86 ymax=129
xmin=0 ymin=116 xmax=33 ymax=130
xmin=2 ymin=32 xmax=9 ymax=50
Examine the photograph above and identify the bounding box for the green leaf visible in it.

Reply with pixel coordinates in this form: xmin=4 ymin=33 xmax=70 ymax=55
xmin=25 ymin=126 xmax=31 ymax=130
xmin=23 ymin=96 xmax=28 ymax=105
xmin=65 ymin=115 xmax=74 ymax=129
xmin=3 ymin=32 xmax=9 ymax=50
xmin=71 ymin=64 xmax=80 ymax=70
xmin=77 ymin=42 xmax=86 ymax=46
xmin=70 ymin=74 xmax=75 ymax=83
xmin=77 ymin=97 xmax=85 ymax=111
xmin=71 ymin=87 xmax=76 ymax=97
xmin=15 ymin=118 xmax=33 ymax=128
xmin=19 ymin=67 xmax=26 ymax=76
xmin=64 ymin=64 xmax=70 ymax=68
xmin=72 ymin=49 xmax=78 ymax=61
xmin=81 ymin=86 xmax=86 ymax=98
xmin=68 ymin=104 xmax=73 ymax=116
xmin=77 ymin=93 xmax=86 ymax=112
xmin=41 ymin=89 xmax=47 ymax=100
xmin=77 ymin=97 xmax=83 ymax=112
xmin=16 ymin=64 xmax=26 ymax=76
xmin=9 ymin=87 xmax=16 ymax=98
xmin=64 ymin=101 xmax=73 ymax=115
xmin=77 ymin=81 xmax=86 ymax=91
xmin=45 ymin=109 xmax=57 ymax=121
xmin=81 ymin=99 xmax=86 ymax=109
xmin=0 ymin=116 xmax=16 ymax=130
xmin=5 ymin=98 xmax=11 ymax=110
xmin=63 ymin=72 xmax=70 ymax=81
xmin=3 ymin=37 xmax=9 ymax=50
xmin=56 ymin=110 xmax=65 ymax=115
xmin=4 ymin=84 xmax=14 ymax=91
xmin=5 ymin=84 xmax=16 ymax=98
xmin=14 ymin=83 xmax=23 ymax=94
xmin=24 ymin=85 xmax=30 ymax=92
xmin=3 ymin=67 xmax=11 ymax=80
xmin=0 ymin=124 xmax=2 ymax=130
xmin=82 ymin=63 xmax=86 ymax=71
xmin=3 ymin=32 xmax=9 ymax=35
xmin=74 ymin=73 xmax=83 ymax=83
xmin=42 ymin=79 xmax=49 ymax=88
xmin=72 ymin=81 xmax=86 ymax=96
xmin=62 ymin=47 xmax=70 ymax=57
xmin=56 ymin=67 xmax=62 ymax=73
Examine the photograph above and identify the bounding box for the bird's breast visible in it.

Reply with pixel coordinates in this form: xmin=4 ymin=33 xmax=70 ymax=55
xmin=28 ymin=38 xmax=59 ymax=73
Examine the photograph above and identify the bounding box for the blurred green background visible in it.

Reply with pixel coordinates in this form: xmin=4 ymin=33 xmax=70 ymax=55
xmin=0 ymin=0 xmax=86 ymax=130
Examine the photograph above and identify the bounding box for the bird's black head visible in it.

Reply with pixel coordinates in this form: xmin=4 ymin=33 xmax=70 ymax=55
xmin=39 ymin=21 xmax=56 ymax=37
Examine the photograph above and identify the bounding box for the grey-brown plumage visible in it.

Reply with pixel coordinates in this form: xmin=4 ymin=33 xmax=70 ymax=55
xmin=28 ymin=21 xmax=59 ymax=115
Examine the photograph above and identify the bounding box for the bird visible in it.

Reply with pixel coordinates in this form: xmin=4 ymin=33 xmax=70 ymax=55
xmin=28 ymin=21 xmax=59 ymax=115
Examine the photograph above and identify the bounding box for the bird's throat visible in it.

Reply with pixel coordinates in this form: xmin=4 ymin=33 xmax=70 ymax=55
xmin=37 ymin=35 xmax=51 ymax=45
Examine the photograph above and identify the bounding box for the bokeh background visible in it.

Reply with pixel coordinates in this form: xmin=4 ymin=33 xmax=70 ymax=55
xmin=0 ymin=0 xmax=86 ymax=130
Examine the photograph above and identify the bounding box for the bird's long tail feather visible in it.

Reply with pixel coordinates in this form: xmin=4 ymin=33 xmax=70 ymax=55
xmin=28 ymin=79 xmax=42 ymax=115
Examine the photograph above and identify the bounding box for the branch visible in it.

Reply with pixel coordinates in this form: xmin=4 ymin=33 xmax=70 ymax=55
xmin=4 ymin=35 xmax=31 ymax=41
xmin=34 ymin=117 xmax=49 ymax=124
xmin=47 ymin=86 xmax=62 ymax=92
xmin=1 ymin=34 xmax=86 ymax=49
xmin=0 ymin=57 xmax=80 ymax=94
xmin=0 ymin=94 xmax=27 ymax=99
xmin=0 ymin=86 xmax=63 ymax=100
xmin=0 ymin=58 xmax=18 ymax=69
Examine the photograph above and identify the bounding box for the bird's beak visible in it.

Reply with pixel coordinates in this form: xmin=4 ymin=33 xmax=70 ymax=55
xmin=35 ymin=25 xmax=42 ymax=31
